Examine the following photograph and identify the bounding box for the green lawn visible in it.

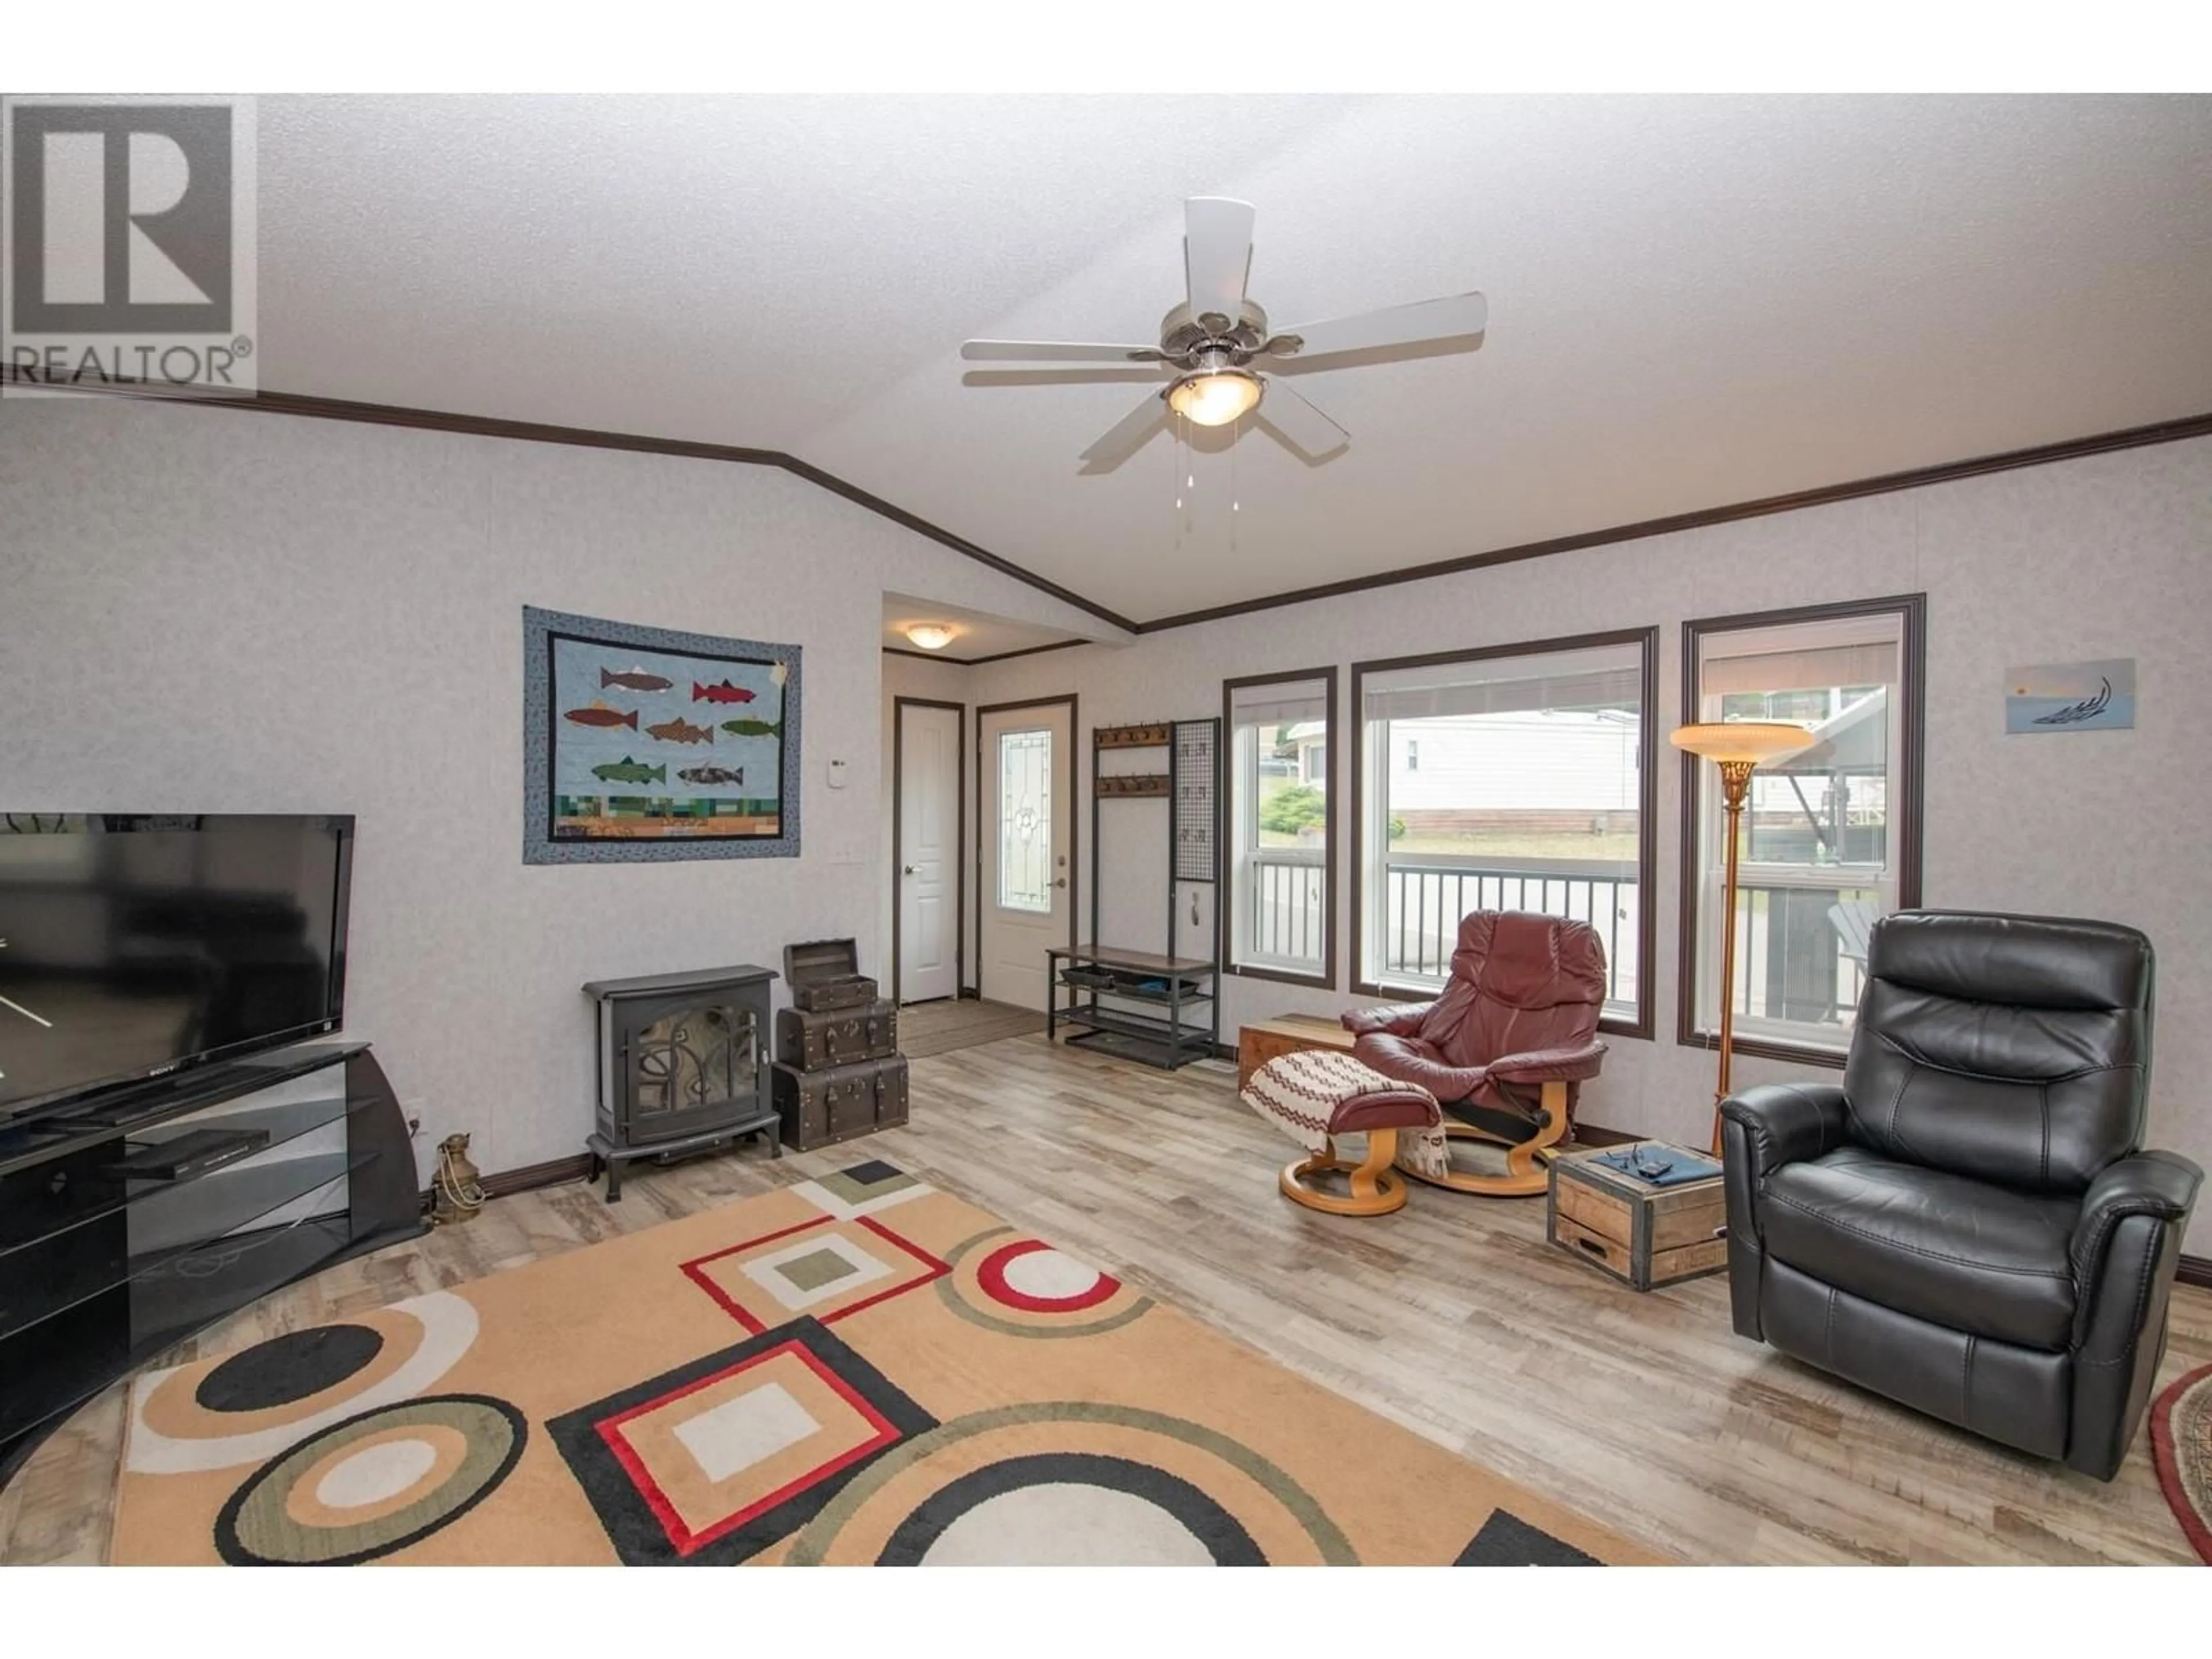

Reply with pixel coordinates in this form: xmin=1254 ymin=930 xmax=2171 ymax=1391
xmin=1248 ymin=771 xmax=1639 ymax=865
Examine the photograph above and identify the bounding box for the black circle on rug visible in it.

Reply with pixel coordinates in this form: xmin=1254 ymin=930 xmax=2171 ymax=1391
xmin=214 ymin=1395 xmax=527 ymax=1566
xmin=875 ymin=1451 xmax=1267 ymax=1566
xmin=196 ymin=1325 xmax=388 ymax=1414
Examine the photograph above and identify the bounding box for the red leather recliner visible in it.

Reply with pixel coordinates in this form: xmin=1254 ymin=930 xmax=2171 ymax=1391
xmin=1342 ymin=911 xmax=1609 ymax=1196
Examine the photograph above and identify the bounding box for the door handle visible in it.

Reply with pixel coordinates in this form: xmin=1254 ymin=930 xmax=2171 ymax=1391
xmin=903 ymin=865 xmax=916 ymax=875
xmin=1054 ymin=877 xmax=1067 ymax=889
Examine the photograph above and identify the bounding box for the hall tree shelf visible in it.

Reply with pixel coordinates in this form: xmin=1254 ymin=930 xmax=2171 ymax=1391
xmin=0 ymin=1043 xmax=425 ymax=1486
xmin=1048 ymin=719 xmax=1221 ymax=1071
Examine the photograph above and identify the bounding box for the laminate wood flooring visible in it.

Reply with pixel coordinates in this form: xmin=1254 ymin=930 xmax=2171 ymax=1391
xmin=4 ymin=1031 xmax=2205 ymax=1565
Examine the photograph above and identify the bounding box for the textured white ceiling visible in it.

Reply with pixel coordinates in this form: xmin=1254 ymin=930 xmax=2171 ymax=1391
xmin=259 ymin=94 xmax=2212 ymax=625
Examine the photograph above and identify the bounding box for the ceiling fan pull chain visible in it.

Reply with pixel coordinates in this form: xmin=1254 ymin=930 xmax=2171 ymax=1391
xmin=1181 ymin=411 xmax=1194 ymax=537
xmin=1231 ymin=425 xmax=1240 ymax=557
xmin=1172 ymin=410 xmax=1184 ymax=554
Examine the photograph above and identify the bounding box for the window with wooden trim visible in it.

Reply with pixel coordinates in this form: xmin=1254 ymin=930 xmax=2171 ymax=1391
xmin=1681 ymin=596 xmax=1925 ymax=1061
xmin=1225 ymin=671 xmax=1334 ymax=983
xmin=1354 ymin=631 xmax=1655 ymax=1032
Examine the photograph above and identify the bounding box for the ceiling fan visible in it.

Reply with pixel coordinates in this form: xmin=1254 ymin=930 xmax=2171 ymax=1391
xmin=960 ymin=196 xmax=1486 ymax=467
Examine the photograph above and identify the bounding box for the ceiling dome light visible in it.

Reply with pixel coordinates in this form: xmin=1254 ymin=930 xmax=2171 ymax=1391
xmin=1166 ymin=369 xmax=1263 ymax=428
xmin=904 ymin=623 xmax=958 ymax=652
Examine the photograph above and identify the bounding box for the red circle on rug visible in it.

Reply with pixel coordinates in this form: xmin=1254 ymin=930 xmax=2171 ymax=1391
xmin=2151 ymin=1361 xmax=2212 ymax=1565
xmin=975 ymin=1241 xmax=1120 ymax=1313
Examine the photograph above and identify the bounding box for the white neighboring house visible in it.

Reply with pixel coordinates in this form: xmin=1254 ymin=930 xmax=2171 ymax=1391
xmin=1285 ymin=710 xmax=1638 ymax=813
xmin=1376 ymin=709 xmax=1640 ymax=816
xmin=1251 ymin=709 xmax=1643 ymax=997
xmin=1279 ymin=721 xmax=1328 ymax=786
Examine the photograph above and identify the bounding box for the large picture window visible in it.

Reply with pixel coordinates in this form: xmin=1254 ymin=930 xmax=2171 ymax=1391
xmin=1352 ymin=630 xmax=1656 ymax=1033
xmin=1223 ymin=669 xmax=1335 ymax=984
xmin=1680 ymin=595 xmax=1925 ymax=1062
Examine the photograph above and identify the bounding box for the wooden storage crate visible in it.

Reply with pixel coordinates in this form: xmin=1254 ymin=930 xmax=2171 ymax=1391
xmin=1236 ymin=1014 xmax=1358 ymax=1090
xmin=1547 ymin=1141 xmax=1728 ymax=1291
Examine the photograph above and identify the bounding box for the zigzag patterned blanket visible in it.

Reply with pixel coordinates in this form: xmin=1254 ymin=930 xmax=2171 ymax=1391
xmin=1240 ymin=1048 xmax=1446 ymax=1175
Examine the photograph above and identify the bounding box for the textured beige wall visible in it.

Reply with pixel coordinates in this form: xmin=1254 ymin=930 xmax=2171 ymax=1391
xmin=9 ymin=395 xmax=2204 ymax=1249
xmin=966 ymin=437 xmax=2212 ymax=1251
xmin=0 ymin=396 xmax=1101 ymax=1177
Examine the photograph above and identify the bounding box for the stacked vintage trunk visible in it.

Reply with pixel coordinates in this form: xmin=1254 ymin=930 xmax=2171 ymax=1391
xmin=771 ymin=939 xmax=910 ymax=1150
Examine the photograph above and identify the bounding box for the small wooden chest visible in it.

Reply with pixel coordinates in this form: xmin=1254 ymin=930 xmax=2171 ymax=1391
xmin=775 ymin=1001 xmax=899 ymax=1071
xmin=1547 ymin=1141 xmax=1728 ymax=1291
xmin=1236 ymin=1014 xmax=1358 ymax=1091
xmin=772 ymin=1055 xmax=910 ymax=1151
xmin=783 ymin=937 xmax=878 ymax=1013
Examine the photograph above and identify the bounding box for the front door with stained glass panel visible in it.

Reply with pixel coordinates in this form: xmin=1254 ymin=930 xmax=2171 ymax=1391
xmin=979 ymin=705 xmax=1072 ymax=1011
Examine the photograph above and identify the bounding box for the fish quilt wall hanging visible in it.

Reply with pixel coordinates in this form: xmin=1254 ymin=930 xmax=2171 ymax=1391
xmin=522 ymin=606 xmax=801 ymax=863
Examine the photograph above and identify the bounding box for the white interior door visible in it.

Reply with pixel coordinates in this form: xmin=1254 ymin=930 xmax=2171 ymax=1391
xmin=897 ymin=702 xmax=960 ymax=1004
xmin=979 ymin=702 xmax=1073 ymax=1010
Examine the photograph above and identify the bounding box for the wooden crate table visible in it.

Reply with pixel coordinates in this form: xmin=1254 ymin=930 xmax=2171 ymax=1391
xmin=1547 ymin=1140 xmax=1728 ymax=1291
xmin=1236 ymin=1014 xmax=1358 ymax=1090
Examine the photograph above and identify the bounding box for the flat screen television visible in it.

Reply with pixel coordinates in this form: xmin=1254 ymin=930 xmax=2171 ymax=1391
xmin=0 ymin=814 xmax=354 ymax=1119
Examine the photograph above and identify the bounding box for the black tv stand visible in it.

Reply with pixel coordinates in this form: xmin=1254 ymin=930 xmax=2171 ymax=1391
xmin=0 ymin=1042 xmax=426 ymax=1492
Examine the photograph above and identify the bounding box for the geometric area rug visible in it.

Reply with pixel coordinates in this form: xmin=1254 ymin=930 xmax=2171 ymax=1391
xmin=2153 ymin=1361 xmax=2212 ymax=1565
xmin=111 ymin=1161 xmax=1656 ymax=1565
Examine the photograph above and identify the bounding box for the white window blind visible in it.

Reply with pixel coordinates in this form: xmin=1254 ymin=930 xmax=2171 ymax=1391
xmin=1229 ymin=680 xmax=1328 ymax=728
xmin=1361 ymin=644 xmax=1642 ymax=722
xmin=1701 ymin=640 xmax=1900 ymax=697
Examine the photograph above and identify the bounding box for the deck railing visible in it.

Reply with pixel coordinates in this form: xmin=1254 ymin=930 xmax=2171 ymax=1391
xmin=1722 ymin=882 xmax=1876 ymax=1027
xmin=1245 ymin=847 xmax=1327 ymax=973
xmin=1378 ymin=856 xmax=1639 ymax=1012
xmin=1246 ymin=851 xmax=1870 ymax=1032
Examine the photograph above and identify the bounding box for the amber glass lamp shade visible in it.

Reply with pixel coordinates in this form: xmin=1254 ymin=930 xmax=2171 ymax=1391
xmin=1668 ymin=722 xmax=1819 ymax=766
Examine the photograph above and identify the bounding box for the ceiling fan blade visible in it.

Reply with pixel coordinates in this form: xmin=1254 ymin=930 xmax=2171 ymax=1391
xmin=1184 ymin=197 xmax=1256 ymax=329
xmin=1264 ymin=291 xmax=1487 ymax=360
xmin=1078 ymin=389 xmax=1168 ymax=468
xmin=1256 ymin=377 xmax=1349 ymax=460
xmin=961 ymin=340 xmax=1164 ymax=363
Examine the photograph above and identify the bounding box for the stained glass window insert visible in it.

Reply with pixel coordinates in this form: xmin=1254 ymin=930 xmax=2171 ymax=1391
xmin=997 ymin=729 xmax=1053 ymax=913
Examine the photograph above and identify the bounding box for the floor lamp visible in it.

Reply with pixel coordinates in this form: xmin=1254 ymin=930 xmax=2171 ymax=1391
xmin=1670 ymin=721 xmax=1819 ymax=1154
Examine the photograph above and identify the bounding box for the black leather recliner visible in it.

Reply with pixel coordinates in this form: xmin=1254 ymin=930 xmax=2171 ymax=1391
xmin=1720 ymin=910 xmax=2202 ymax=1480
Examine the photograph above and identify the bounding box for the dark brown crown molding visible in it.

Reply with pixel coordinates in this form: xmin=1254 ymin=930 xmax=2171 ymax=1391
xmin=1129 ymin=410 xmax=2212 ymax=633
xmin=15 ymin=366 xmax=2209 ymax=638
xmin=2 ymin=367 xmax=1139 ymax=634
xmin=883 ymin=638 xmax=1088 ymax=668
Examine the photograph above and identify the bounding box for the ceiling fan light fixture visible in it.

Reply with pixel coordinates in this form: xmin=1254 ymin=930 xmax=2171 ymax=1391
xmin=1166 ymin=369 xmax=1263 ymax=428
xmin=903 ymin=623 xmax=959 ymax=652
